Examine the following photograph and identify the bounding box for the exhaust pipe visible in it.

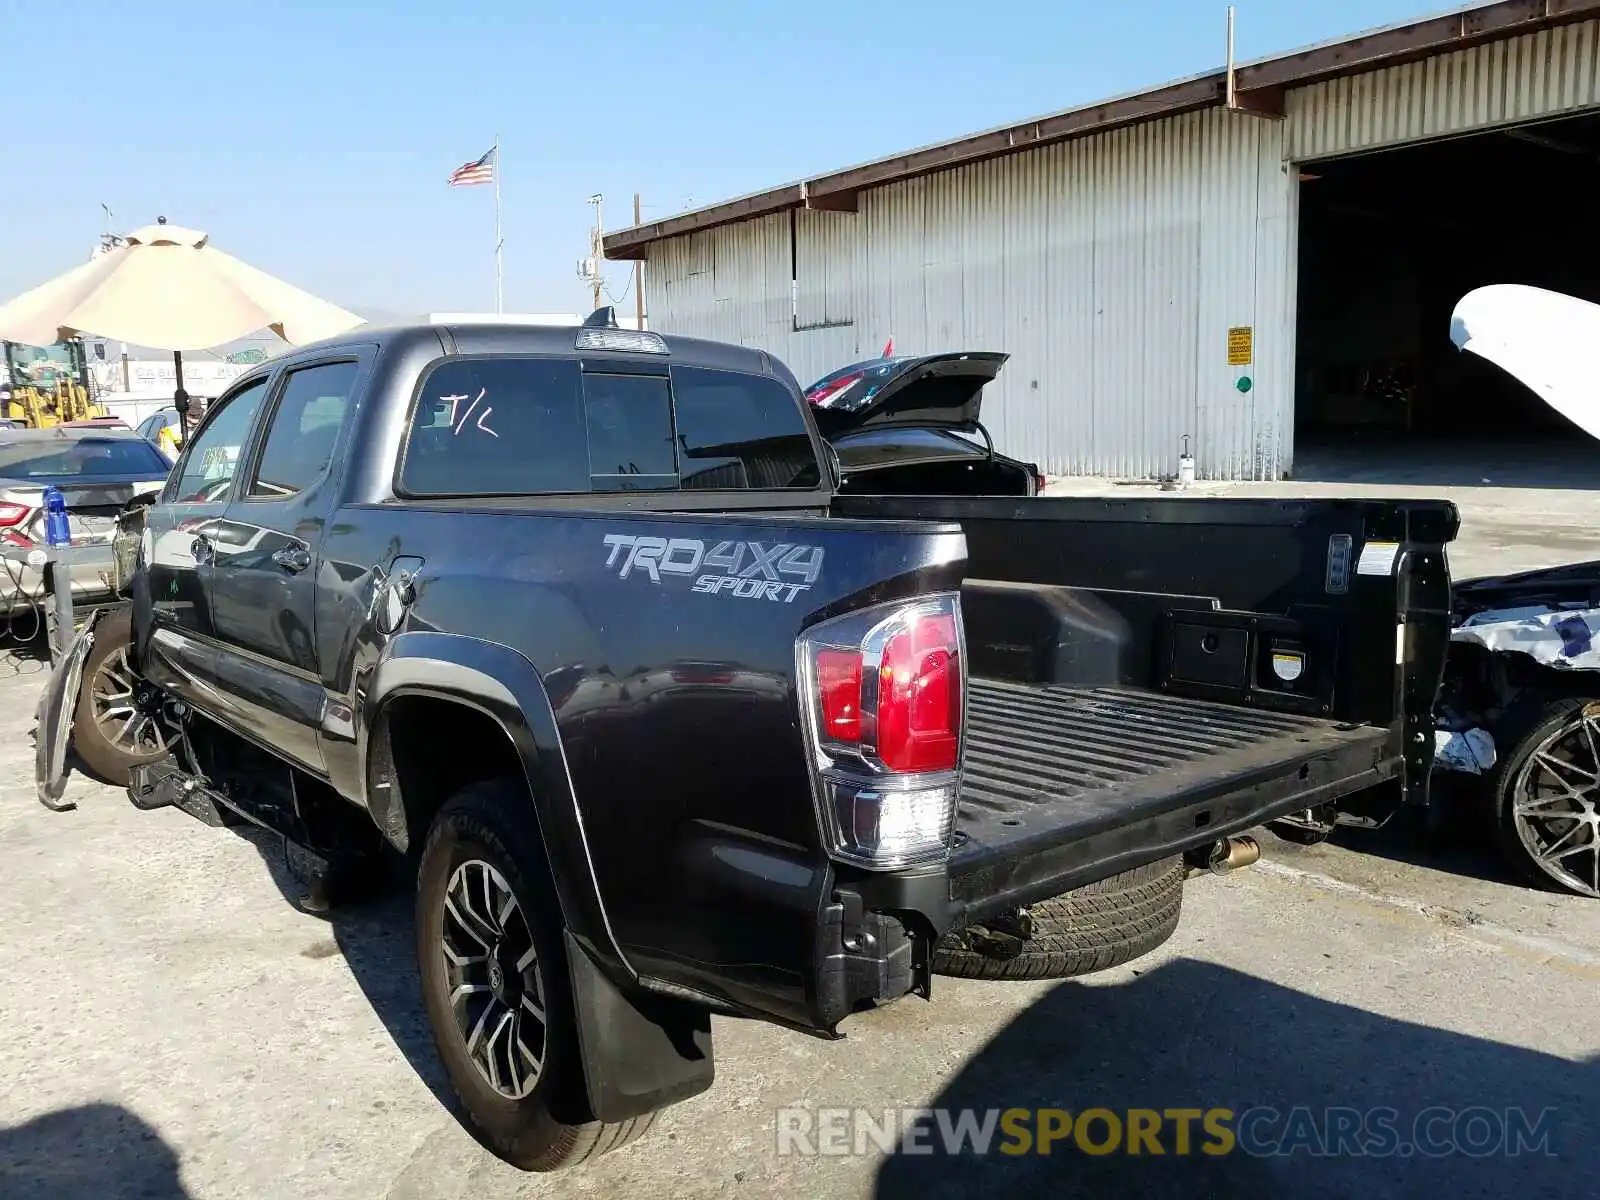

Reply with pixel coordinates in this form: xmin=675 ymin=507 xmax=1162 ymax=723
xmin=1187 ymin=835 xmax=1261 ymax=875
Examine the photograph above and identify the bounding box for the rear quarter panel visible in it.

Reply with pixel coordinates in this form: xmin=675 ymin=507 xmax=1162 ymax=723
xmin=318 ymin=504 xmax=964 ymax=1023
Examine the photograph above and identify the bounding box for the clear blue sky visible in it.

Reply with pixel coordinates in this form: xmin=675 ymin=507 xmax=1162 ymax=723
xmin=3 ymin=0 xmax=1446 ymax=321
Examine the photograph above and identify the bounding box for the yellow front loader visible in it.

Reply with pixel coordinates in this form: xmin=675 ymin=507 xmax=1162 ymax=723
xmin=1 ymin=340 xmax=111 ymax=427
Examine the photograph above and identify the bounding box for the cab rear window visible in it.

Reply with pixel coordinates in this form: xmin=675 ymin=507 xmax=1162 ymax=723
xmin=397 ymin=357 xmax=822 ymax=497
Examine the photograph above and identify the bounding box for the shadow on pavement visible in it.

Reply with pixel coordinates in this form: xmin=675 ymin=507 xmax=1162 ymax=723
xmin=1319 ymin=798 xmax=1532 ymax=892
xmin=874 ymin=958 xmax=1595 ymax=1200
xmin=0 ymin=626 xmax=52 ymax=680
xmin=233 ymin=827 xmax=458 ymax=1113
xmin=0 ymin=1102 xmax=190 ymax=1199
xmin=325 ymin=871 xmax=459 ymax=1113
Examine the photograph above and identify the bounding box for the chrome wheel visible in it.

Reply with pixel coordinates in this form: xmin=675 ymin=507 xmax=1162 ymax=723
xmin=441 ymin=859 xmax=548 ymax=1099
xmin=1511 ymin=713 xmax=1600 ymax=898
xmin=90 ymin=645 xmax=176 ymax=757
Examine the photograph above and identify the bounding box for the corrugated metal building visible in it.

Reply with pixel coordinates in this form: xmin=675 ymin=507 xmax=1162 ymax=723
xmin=607 ymin=2 xmax=1600 ymax=479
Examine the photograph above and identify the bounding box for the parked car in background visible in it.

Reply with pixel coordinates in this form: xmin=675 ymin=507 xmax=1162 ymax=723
xmin=1433 ymin=566 xmax=1600 ymax=898
xmin=806 ymin=352 xmax=1045 ymax=495
xmin=0 ymin=426 xmax=171 ymax=584
xmin=137 ymin=407 xmax=183 ymax=460
xmin=1416 ymin=284 xmax=1600 ymax=899
xmin=0 ymin=426 xmax=173 ymax=774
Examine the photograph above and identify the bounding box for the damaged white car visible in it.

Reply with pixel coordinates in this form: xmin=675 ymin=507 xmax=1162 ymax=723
xmin=1428 ymin=285 xmax=1600 ymax=899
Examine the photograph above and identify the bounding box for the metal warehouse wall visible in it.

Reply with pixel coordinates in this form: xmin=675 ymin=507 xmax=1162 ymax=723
xmin=641 ymin=16 xmax=1600 ymax=480
xmin=648 ymin=107 xmax=1296 ymax=480
xmin=1288 ymin=18 xmax=1600 ymax=161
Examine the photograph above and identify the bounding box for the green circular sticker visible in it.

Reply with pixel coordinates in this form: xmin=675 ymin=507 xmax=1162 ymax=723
xmin=1236 ymin=376 xmax=1254 ymax=393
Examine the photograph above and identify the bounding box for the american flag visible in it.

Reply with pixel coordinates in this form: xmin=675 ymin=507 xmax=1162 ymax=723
xmin=448 ymin=147 xmax=496 ymax=187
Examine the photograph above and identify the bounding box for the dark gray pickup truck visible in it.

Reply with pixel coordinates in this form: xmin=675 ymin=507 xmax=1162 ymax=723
xmin=37 ymin=312 xmax=1458 ymax=1170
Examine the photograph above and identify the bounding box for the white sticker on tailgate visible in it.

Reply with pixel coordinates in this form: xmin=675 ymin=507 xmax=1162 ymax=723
xmin=1355 ymin=541 xmax=1400 ymax=577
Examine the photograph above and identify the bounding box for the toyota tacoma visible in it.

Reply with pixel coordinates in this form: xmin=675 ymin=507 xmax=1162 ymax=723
xmin=37 ymin=312 xmax=1459 ymax=1169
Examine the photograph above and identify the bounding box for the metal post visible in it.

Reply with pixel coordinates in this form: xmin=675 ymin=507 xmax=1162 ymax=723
xmin=173 ymin=349 xmax=190 ymax=441
xmin=42 ymin=485 xmax=74 ymax=661
xmin=494 ymin=135 xmax=504 ymax=314
xmin=633 ymin=192 xmax=646 ymax=330
xmin=1225 ymin=6 xmax=1237 ymax=110
xmin=592 ymin=195 xmax=605 ymax=311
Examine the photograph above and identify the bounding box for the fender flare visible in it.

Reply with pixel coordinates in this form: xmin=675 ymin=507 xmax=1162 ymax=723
xmin=359 ymin=631 xmax=633 ymax=985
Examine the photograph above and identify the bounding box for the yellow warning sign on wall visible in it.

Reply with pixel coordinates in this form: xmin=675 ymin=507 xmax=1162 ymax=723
xmin=1227 ymin=326 xmax=1253 ymax=367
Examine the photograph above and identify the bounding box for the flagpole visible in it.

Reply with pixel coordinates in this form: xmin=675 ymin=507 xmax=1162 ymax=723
xmin=494 ymin=135 xmax=503 ymax=313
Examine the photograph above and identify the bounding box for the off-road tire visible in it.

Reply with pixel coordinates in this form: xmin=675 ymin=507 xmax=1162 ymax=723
xmin=933 ymin=856 xmax=1185 ymax=980
xmin=416 ymin=779 xmax=656 ymax=1171
xmin=72 ymin=609 xmax=171 ymax=786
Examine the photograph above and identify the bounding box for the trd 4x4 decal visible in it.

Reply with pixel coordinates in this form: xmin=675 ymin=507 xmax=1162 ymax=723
xmin=602 ymin=534 xmax=824 ymax=604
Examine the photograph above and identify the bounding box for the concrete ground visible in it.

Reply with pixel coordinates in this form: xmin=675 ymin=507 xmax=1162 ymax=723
xmin=2 ymin=436 xmax=1598 ymax=1199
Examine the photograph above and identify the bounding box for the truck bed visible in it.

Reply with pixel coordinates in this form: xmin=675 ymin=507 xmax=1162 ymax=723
xmin=947 ymin=679 xmax=1396 ymax=921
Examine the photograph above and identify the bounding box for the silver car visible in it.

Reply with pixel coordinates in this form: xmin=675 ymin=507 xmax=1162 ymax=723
xmin=0 ymin=426 xmax=171 ymax=618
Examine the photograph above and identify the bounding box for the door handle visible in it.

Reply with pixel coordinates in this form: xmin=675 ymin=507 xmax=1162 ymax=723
xmin=189 ymin=535 xmax=213 ymax=564
xmin=272 ymin=546 xmax=313 ymax=574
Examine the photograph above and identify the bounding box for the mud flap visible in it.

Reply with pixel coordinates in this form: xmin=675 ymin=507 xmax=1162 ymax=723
xmin=563 ymin=930 xmax=714 ymax=1123
xmin=33 ymin=609 xmax=105 ymax=811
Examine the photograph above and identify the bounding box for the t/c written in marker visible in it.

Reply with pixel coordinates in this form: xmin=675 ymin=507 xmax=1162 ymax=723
xmin=441 ymin=389 xmax=498 ymax=438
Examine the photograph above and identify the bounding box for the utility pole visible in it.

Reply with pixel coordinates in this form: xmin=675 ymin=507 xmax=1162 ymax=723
xmin=592 ymin=194 xmax=604 ymax=311
xmin=633 ymin=192 xmax=646 ymax=330
xmin=577 ymin=194 xmax=605 ymax=312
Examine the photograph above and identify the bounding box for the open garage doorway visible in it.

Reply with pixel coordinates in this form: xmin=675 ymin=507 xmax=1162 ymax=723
xmin=1292 ymin=110 xmax=1600 ymax=487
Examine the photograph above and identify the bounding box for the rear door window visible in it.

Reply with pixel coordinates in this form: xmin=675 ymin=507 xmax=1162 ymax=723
xmin=401 ymin=358 xmax=590 ymax=496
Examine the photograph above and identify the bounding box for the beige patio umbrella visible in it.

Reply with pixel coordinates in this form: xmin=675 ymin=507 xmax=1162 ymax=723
xmin=0 ymin=216 xmax=365 ymax=432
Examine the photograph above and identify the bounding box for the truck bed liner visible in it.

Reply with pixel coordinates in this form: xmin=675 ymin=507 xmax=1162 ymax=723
xmin=948 ymin=679 xmax=1395 ymax=921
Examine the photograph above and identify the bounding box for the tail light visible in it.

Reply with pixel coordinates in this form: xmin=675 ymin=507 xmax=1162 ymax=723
xmin=0 ymin=502 xmax=34 ymax=548
xmin=798 ymin=594 xmax=965 ymax=869
xmin=805 ymin=372 xmax=864 ymax=409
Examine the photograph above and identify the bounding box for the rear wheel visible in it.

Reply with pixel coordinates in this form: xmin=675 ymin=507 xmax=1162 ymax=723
xmin=416 ymin=780 xmax=656 ymax=1170
xmin=72 ymin=609 xmax=177 ymax=786
xmin=933 ymin=856 xmax=1185 ymax=981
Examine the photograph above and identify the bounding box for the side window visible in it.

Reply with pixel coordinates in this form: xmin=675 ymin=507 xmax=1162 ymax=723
xmin=400 ymin=358 xmax=589 ymax=496
xmin=248 ymin=361 xmax=359 ymax=499
xmin=170 ymin=380 xmax=270 ymax=502
xmin=671 ymin=366 xmax=822 ymax=490
xmin=582 ymin=373 xmax=677 ymax=492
